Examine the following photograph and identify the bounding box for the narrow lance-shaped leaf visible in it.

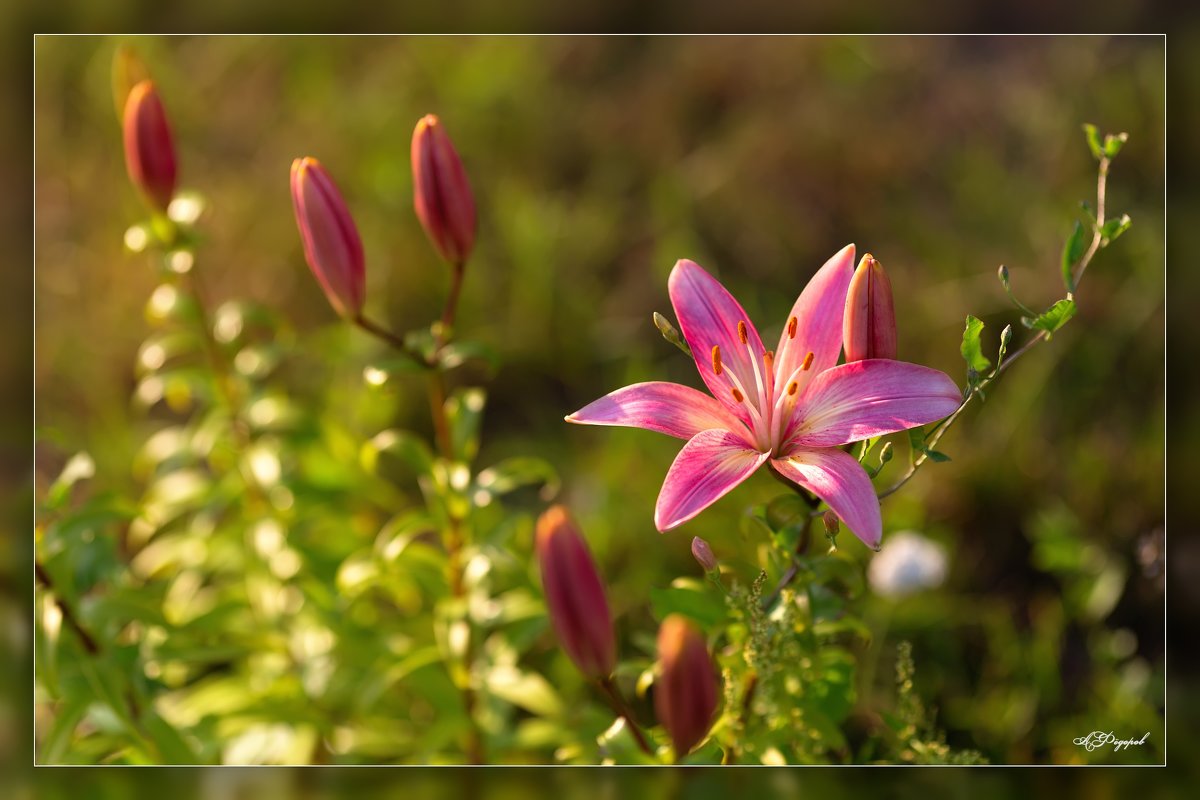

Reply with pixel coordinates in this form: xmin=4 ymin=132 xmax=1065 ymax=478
xmin=445 ymin=387 xmax=486 ymax=463
xmin=907 ymin=426 xmax=926 ymax=464
xmin=1083 ymin=123 xmax=1104 ymax=161
xmin=1061 ymin=220 xmax=1086 ymax=293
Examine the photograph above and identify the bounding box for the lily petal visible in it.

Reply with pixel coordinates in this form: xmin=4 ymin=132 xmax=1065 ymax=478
xmin=655 ymin=430 xmax=770 ymax=531
xmin=566 ymin=382 xmax=749 ymax=442
xmin=774 ymin=244 xmax=856 ymax=394
xmin=785 ymin=359 xmax=962 ymax=448
xmin=669 ymin=260 xmax=770 ymax=424
xmin=771 ymin=448 xmax=882 ymax=548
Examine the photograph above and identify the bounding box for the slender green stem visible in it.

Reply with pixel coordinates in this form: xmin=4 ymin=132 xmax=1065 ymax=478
xmin=877 ymin=155 xmax=1112 ymax=501
xmin=762 ymin=513 xmax=814 ymax=610
xmin=353 ymin=313 xmax=423 ymax=361
xmin=437 ymin=261 xmax=466 ymax=347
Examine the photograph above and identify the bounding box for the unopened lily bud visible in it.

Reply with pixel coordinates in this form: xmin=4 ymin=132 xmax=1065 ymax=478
xmin=290 ymin=157 xmax=366 ymax=318
xmin=536 ymin=506 xmax=616 ymax=679
xmin=823 ymin=510 xmax=841 ymax=538
xmin=123 ymin=80 xmax=177 ymax=212
xmin=655 ymin=615 xmax=719 ymax=757
xmin=691 ymin=537 xmax=717 ymax=573
xmin=843 ymin=253 xmax=897 ymax=362
xmin=411 ymin=114 xmax=477 ymax=266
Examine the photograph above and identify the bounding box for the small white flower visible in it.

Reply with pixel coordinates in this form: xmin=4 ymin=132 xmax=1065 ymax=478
xmin=868 ymin=531 xmax=947 ymax=598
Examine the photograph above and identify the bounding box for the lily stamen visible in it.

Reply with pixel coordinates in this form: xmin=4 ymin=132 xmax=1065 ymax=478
xmin=737 ymin=322 xmax=772 ymax=432
xmin=801 ymin=351 xmax=814 ymax=371
xmin=711 ymin=345 xmax=723 ymax=375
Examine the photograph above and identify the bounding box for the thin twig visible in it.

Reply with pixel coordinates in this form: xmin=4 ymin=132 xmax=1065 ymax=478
xmin=596 ymin=676 xmax=654 ymax=755
xmin=877 ymin=155 xmax=1112 ymax=501
xmin=353 ymin=313 xmax=423 ymax=360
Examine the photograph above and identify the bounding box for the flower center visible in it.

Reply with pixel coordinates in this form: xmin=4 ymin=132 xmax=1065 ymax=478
xmin=769 ymin=349 xmax=815 ymax=454
xmin=710 ymin=319 xmax=778 ymax=451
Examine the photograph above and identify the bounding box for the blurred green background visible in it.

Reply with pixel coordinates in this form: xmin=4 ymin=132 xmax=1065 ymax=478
xmin=32 ymin=35 xmax=1164 ymax=774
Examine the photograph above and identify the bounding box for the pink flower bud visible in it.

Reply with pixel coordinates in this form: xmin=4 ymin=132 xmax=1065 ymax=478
xmin=655 ymin=614 xmax=719 ymax=757
xmin=411 ymin=114 xmax=477 ymax=266
xmin=290 ymin=157 xmax=366 ymax=318
xmin=843 ymin=253 xmax=897 ymax=362
xmin=123 ymin=80 xmax=177 ymax=212
xmin=691 ymin=537 xmax=718 ymax=573
xmin=536 ymin=506 xmax=616 ymax=679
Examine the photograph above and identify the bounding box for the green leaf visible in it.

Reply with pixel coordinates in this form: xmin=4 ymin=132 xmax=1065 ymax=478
xmin=907 ymin=427 xmax=926 ymax=454
xmin=1099 ymin=214 xmax=1132 ymax=245
xmin=925 ymin=450 xmax=952 ymax=463
xmin=142 ymin=708 xmax=200 ymax=764
xmin=362 ymin=357 xmax=426 ymax=387
xmin=38 ymin=694 xmax=90 ymax=763
xmin=1083 ymin=123 xmax=1104 ymax=161
xmin=649 ymin=578 xmax=728 ymax=629
xmin=437 ymin=340 xmax=500 ymax=374
xmin=1060 ymin=220 xmax=1086 ymax=292
xmin=361 ymin=429 xmax=435 ymax=479
xmin=596 ymin=716 xmax=661 ymax=765
xmin=1103 ymin=131 xmax=1128 ymax=159
xmin=472 ymin=457 xmax=560 ymax=505
xmin=810 ymin=553 xmax=865 ymax=599
xmin=485 ymin=666 xmax=564 ymax=717
xmin=856 ymin=437 xmax=879 ymax=465
xmin=137 ymin=331 xmax=206 ymax=376
xmin=1022 ymin=299 xmax=1077 ymax=340
xmin=42 ymin=452 xmax=96 ymax=512
xmin=764 ymin=495 xmax=808 ymax=529
xmin=445 ymin=387 xmax=486 ymax=463
xmin=960 ymin=315 xmax=991 ymax=380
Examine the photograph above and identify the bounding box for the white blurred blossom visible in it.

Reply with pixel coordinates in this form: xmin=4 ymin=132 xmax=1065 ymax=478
xmin=868 ymin=531 xmax=947 ymax=598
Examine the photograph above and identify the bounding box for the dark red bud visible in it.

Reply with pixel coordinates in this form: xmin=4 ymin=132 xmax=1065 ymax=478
xmin=536 ymin=506 xmax=616 ymax=679
xmin=655 ymin=614 xmax=719 ymax=757
xmin=123 ymin=80 xmax=177 ymax=212
xmin=411 ymin=114 xmax=477 ymax=266
xmin=290 ymin=157 xmax=367 ymax=318
xmin=691 ymin=537 xmax=718 ymax=573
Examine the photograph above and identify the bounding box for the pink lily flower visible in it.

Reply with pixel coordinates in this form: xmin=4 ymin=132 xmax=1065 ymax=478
xmin=566 ymin=245 xmax=961 ymax=548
